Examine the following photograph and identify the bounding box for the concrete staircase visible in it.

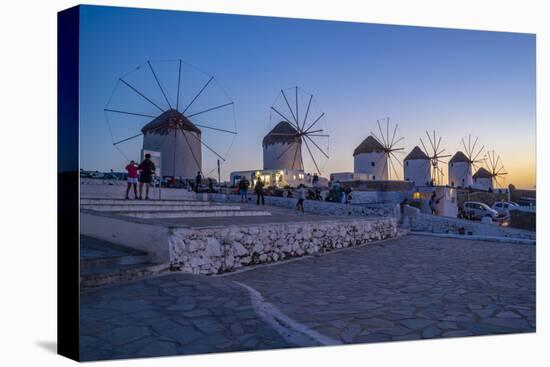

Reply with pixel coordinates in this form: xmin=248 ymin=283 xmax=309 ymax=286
xmin=80 ymin=236 xmax=169 ymax=289
xmin=80 ymin=197 xmax=272 ymax=219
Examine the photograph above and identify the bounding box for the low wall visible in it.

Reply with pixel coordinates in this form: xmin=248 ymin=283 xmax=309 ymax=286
xmin=81 ymin=210 xmax=397 ymax=275
xmin=509 ymin=207 xmax=536 ymax=231
xmin=80 ymin=211 xmax=172 ymax=263
xmin=351 ymin=190 xmax=410 ymax=205
xmin=80 ymin=179 xmax=195 ymax=200
xmin=403 ymin=205 xmax=535 ymax=240
xmin=203 ymin=193 xmax=398 ymax=218
xmin=169 ymin=218 xmax=397 ymax=274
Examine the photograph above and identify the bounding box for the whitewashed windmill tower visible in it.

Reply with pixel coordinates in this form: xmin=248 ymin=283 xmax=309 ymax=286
xmin=142 ymin=110 xmax=202 ymax=178
xmin=354 ymin=118 xmax=404 ymax=180
xmin=448 ymin=152 xmax=472 ymax=188
xmin=263 ymin=121 xmax=303 ymax=170
xmin=472 ymin=167 xmax=493 ymax=190
xmin=265 ymin=87 xmax=330 ymax=174
xmin=448 ymin=135 xmax=484 ymax=188
xmin=403 ymin=146 xmax=431 ymax=186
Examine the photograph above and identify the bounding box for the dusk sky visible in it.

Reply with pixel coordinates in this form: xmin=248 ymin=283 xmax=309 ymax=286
xmin=79 ymin=5 xmax=536 ymax=188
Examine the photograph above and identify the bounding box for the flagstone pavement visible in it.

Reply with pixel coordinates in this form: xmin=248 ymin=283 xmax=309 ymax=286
xmin=80 ymin=235 xmax=535 ymax=361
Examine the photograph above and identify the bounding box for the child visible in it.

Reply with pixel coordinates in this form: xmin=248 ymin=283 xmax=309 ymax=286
xmin=125 ymin=160 xmax=139 ymax=199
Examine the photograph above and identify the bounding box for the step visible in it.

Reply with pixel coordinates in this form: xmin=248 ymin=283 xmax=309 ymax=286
xmin=118 ymin=209 xmax=272 ymax=219
xmin=81 ymin=204 xmax=238 ymax=212
xmin=80 ymin=236 xmax=152 ymax=270
xmin=80 ymin=262 xmax=169 ymax=289
xmin=80 ymin=198 xmax=199 ymax=205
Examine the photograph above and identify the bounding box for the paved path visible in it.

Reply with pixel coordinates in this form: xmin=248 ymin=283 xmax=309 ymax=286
xmin=80 ymin=274 xmax=294 ymax=361
xmin=80 ymin=235 xmax=535 ymax=360
xmin=227 ymin=235 xmax=535 ymax=343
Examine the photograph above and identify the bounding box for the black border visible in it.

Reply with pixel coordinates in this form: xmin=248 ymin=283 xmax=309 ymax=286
xmin=57 ymin=5 xmax=80 ymax=361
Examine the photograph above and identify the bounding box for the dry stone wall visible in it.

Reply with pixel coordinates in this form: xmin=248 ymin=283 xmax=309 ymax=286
xmin=404 ymin=205 xmax=535 ymax=240
xmin=169 ymin=218 xmax=397 ymax=275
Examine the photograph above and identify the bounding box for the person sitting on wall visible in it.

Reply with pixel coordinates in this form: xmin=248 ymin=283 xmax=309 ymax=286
xmin=254 ymin=178 xmax=265 ymax=205
xmin=124 ymin=160 xmax=139 ymax=200
xmin=138 ymin=154 xmax=155 ymax=200
xmin=238 ymin=176 xmax=250 ymax=203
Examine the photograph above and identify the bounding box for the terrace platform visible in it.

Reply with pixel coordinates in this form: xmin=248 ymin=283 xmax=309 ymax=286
xmin=80 ymin=197 xmax=397 ymax=273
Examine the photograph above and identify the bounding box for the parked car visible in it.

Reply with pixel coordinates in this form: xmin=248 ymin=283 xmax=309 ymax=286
xmin=463 ymin=201 xmax=499 ymax=220
xmin=492 ymin=201 xmax=519 ymax=217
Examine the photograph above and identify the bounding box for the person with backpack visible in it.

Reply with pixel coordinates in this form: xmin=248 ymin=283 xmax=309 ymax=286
xmin=138 ymin=154 xmax=156 ymax=200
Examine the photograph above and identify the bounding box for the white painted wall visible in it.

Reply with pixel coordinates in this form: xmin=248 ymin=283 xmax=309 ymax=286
xmin=448 ymin=161 xmax=472 ymax=188
xmin=354 ymin=152 xmax=388 ymax=180
xmin=403 ymin=159 xmax=431 ymax=186
xmin=263 ymin=142 xmax=303 ymax=170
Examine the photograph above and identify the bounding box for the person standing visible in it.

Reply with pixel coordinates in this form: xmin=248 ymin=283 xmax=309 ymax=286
xmin=138 ymin=154 xmax=155 ymax=200
xmin=255 ymin=178 xmax=265 ymax=205
xmin=296 ymin=184 xmax=306 ymax=213
xmin=238 ymin=176 xmax=249 ymax=203
xmin=195 ymin=171 xmax=202 ymax=193
xmin=125 ymin=160 xmax=139 ymax=199
xmin=429 ymin=192 xmax=441 ymax=215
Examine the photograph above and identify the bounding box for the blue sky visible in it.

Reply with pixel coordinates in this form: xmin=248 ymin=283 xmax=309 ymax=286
xmin=79 ymin=5 xmax=536 ymax=188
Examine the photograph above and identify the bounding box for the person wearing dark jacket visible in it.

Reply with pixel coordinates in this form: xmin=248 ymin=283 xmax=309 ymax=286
xmin=254 ymin=179 xmax=265 ymax=205
xmin=138 ymin=154 xmax=155 ymax=200
xmin=238 ymin=177 xmax=250 ymax=202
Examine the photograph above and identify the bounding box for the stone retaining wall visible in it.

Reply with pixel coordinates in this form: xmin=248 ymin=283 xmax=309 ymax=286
xmin=203 ymin=193 xmax=398 ymax=218
xmin=169 ymin=218 xmax=397 ymax=275
xmin=403 ymin=205 xmax=535 ymax=240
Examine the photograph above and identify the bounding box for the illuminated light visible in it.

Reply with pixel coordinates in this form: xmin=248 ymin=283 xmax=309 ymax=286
xmin=412 ymin=192 xmax=421 ymax=199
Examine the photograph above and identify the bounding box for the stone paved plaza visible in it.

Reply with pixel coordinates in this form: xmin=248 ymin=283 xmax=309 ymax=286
xmin=80 ymin=235 xmax=535 ymax=360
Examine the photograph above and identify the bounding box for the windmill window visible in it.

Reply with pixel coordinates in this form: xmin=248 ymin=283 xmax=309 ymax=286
xmin=406 ymin=161 xmax=409 ymax=166
xmin=371 ymin=162 xmax=375 ymax=167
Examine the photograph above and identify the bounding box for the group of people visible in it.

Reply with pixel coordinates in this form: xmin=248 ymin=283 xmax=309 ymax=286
xmin=236 ymin=176 xmax=307 ymax=212
xmin=125 ymin=154 xmax=156 ymax=200
xmin=325 ymin=181 xmax=352 ymax=204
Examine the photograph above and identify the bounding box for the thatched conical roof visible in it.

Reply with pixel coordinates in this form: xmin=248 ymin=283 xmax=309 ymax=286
xmin=404 ymin=146 xmax=429 ymax=161
xmin=141 ymin=109 xmax=201 ymax=135
xmin=263 ymin=121 xmax=301 ymax=147
xmin=473 ymin=167 xmax=492 ymax=179
xmin=449 ymin=151 xmax=470 ymax=164
xmin=353 ymin=136 xmax=385 ymax=156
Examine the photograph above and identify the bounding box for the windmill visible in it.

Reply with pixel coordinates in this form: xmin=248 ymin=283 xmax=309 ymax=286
xmin=460 ymin=135 xmax=485 ymax=177
xmin=265 ymin=86 xmax=330 ymax=175
xmin=484 ymin=150 xmax=508 ymax=188
xmin=368 ymin=118 xmax=406 ymax=180
xmin=104 ymin=59 xmax=237 ymax=179
xmin=447 ymin=135 xmax=486 ymax=188
xmin=419 ymin=130 xmax=451 ymax=185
